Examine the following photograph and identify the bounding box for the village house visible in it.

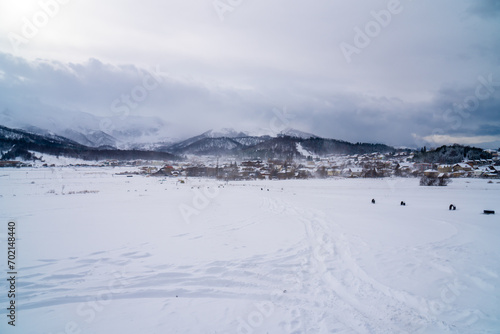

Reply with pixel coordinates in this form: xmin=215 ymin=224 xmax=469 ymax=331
xmin=396 ymin=162 xmax=414 ymax=176
xmin=155 ymin=165 xmax=175 ymax=176
xmin=327 ymin=167 xmax=341 ymax=177
xmin=451 ymin=170 xmax=465 ymax=178
xmin=140 ymin=166 xmax=158 ymax=174
xmin=437 ymin=164 xmax=453 ymax=173
xmin=453 ymin=163 xmax=473 ymax=172
xmin=0 ymin=161 xmax=22 ymax=167
xmin=245 ymin=160 xmax=263 ymax=166
xmin=484 ymin=166 xmax=500 ymax=178
xmin=415 ymin=163 xmax=433 ymax=173
xmin=424 ymin=169 xmax=440 ymax=178
xmin=347 ymin=167 xmax=363 ymax=178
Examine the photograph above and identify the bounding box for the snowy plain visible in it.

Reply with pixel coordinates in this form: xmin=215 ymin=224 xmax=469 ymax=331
xmin=0 ymin=167 xmax=499 ymax=334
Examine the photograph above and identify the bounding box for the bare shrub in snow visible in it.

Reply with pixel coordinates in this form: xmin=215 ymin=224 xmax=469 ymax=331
xmin=420 ymin=175 xmax=451 ymax=186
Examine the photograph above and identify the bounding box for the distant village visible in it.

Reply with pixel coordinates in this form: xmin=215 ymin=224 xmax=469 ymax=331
xmin=2 ymin=150 xmax=499 ymax=180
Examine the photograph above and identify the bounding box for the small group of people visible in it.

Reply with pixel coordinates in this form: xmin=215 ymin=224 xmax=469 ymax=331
xmin=371 ymin=198 xmax=457 ymax=211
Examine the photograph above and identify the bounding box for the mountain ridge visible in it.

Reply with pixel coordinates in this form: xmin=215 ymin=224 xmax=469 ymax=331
xmin=0 ymin=125 xmax=178 ymax=162
xmin=3 ymin=124 xmax=495 ymax=164
xmin=1 ymin=123 xmax=399 ymax=161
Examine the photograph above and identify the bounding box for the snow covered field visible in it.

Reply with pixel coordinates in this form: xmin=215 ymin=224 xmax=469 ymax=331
xmin=0 ymin=167 xmax=499 ymax=333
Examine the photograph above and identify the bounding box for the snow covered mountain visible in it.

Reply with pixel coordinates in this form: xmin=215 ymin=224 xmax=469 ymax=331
xmin=23 ymin=126 xmax=118 ymax=149
xmin=278 ymin=128 xmax=320 ymax=139
xmin=0 ymin=115 xmax=397 ymax=159
xmin=203 ymin=128 xmax=249 ymax=138
xmin=165 ymin=128 xmax=252 ymax=154
xmin=165 ymin=129 xmax=395 ymax=158
xmin=171 ymin=137 xmax=244 ymax=156
xmin=0 ymin=125 xmax=178 ymax=162
xmin=0 ymin=108 xmax=175 ymax=149
xmin=0 ymin=106 xmax=340 ymax=157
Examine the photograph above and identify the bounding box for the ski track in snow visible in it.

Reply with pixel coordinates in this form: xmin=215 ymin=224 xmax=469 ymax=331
xmin=260 ymin=197 xmax=429 ymax=333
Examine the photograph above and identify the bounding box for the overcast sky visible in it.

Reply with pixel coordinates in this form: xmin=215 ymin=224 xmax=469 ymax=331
xmin=0 ymin=0 xmax=499 ymax=148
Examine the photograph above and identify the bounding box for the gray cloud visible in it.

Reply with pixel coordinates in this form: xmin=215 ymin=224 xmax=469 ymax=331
xmin=467 ymin=0 xmax=500 ymax=18
xmin=0 ymin=1 xmax=499 ymax=148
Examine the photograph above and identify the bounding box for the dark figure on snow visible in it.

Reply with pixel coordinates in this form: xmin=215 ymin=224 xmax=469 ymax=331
xmin=400 ymin=201 xmax=406 ymax=206
xmin=449 ymin=204 xmax=456 ymax=210
xmin=371 ymin=199 xmax=376 ymax=204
